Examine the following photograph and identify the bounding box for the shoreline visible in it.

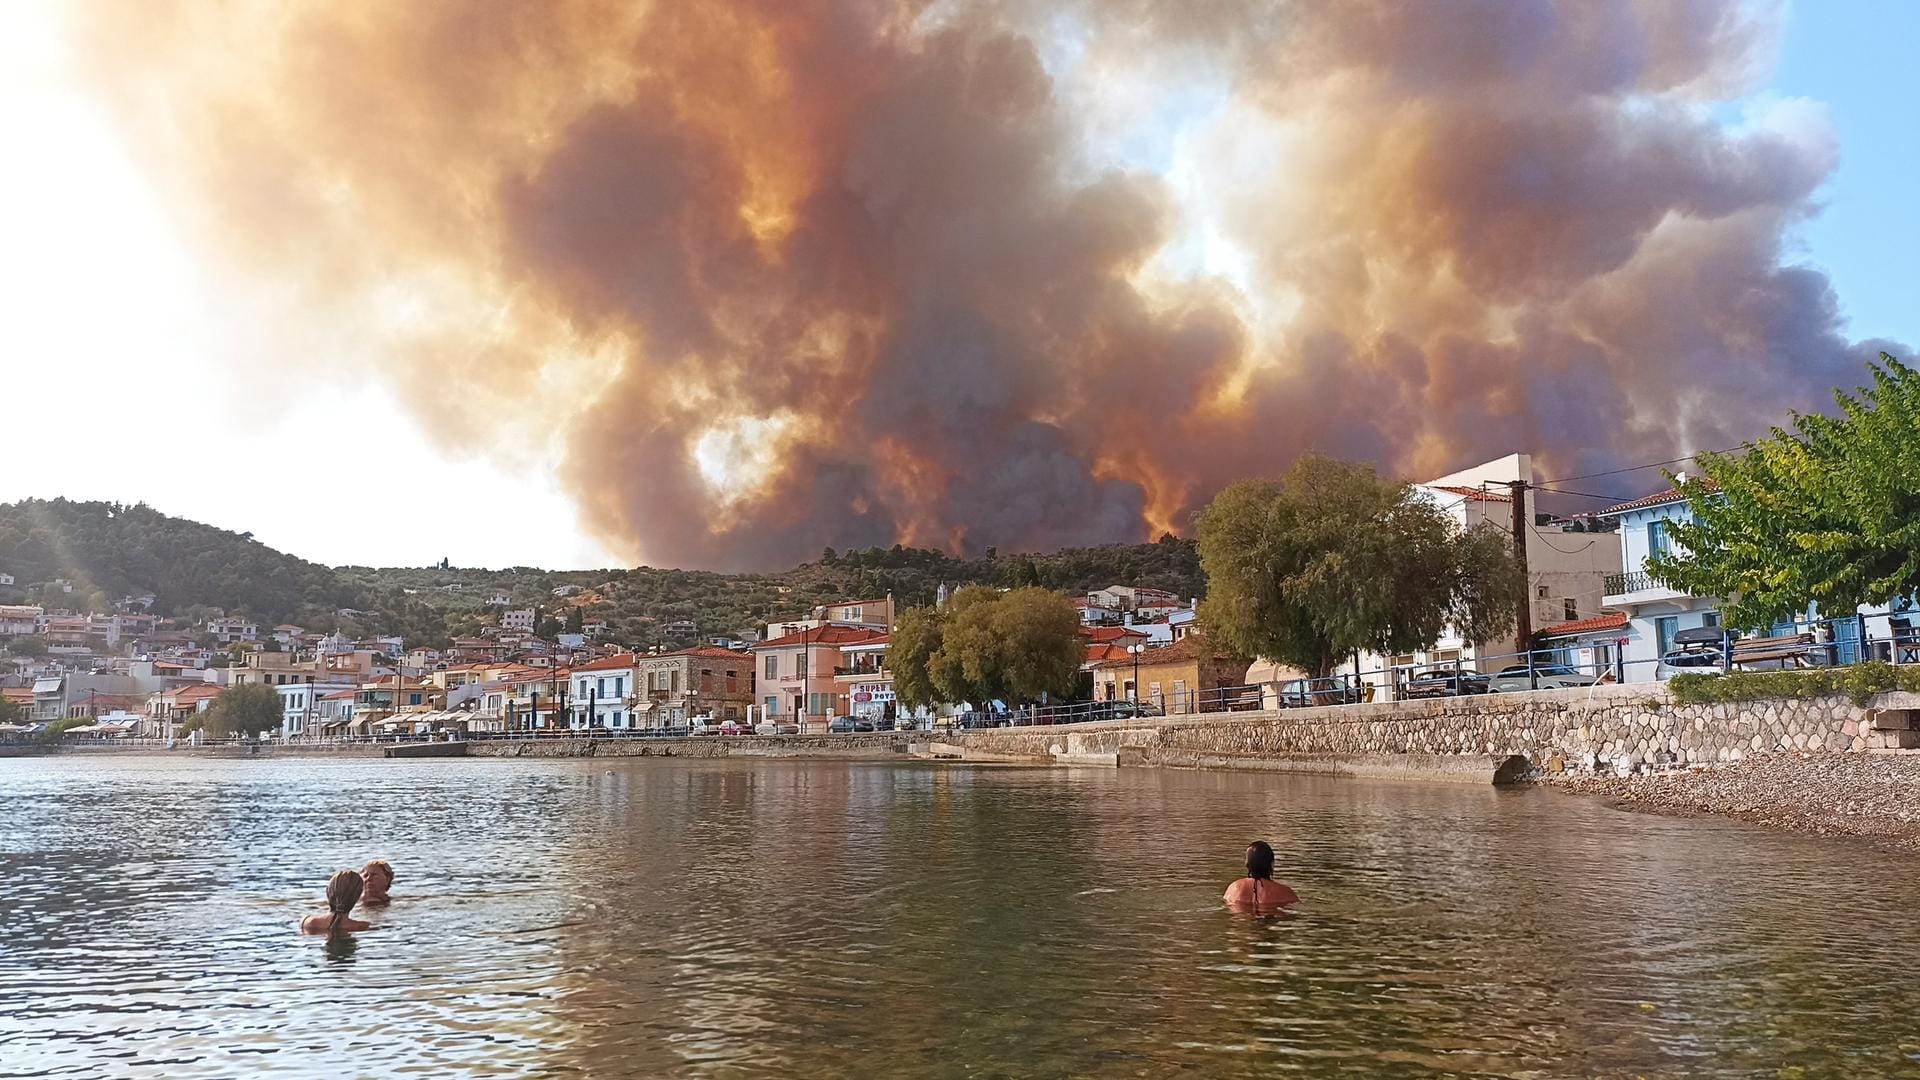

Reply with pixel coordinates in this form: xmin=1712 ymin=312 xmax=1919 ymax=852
xmin=1543 ymin=751 xmax=1920 ymax=851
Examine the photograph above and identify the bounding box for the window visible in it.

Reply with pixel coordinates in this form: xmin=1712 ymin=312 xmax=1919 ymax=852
xmin=1647 ymin=519 xmax=1670 ymax=560
xmin=1536 ymin=585 xmax=1550 ymax=599
xmin=1702 ymin=611 xmax=1721 ymax=628
xmin=765 ymin=655 xmax=778 ymax=680
xmin=1563 ymin=598 xmax=1578 ymax=621
xmin=614 ymin=677 xmax=624 ymax=697
xmin=1655 ymin=615 xmax=1679 ymax=657
xmin=764 ymin=695 xmax=779 ymax=716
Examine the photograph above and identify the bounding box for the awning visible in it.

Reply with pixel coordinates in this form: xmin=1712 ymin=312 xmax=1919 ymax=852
xmin=32 ymin=678 xmax=62 ymax=694
xmin=632 ymin=701 xmax=655 ymax=712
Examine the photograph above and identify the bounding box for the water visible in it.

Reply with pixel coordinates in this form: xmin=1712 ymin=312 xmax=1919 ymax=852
xmin=3 ymin=756 xmax=1919 ymax=1079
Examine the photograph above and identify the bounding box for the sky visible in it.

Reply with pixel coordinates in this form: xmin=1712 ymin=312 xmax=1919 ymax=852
xmin=1 ymin=2 xmax=1915 ymax=572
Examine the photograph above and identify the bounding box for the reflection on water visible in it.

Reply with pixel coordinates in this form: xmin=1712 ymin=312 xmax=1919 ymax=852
xmin=3 ymin=755 xmax=1920 ymax=1077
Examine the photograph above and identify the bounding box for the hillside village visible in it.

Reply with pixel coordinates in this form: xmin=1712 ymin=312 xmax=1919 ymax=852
xmin=9 ymin=451 xmax=1916 ymax=744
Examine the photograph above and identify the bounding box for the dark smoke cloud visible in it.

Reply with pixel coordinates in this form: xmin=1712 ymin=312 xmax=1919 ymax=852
xmin=69 ymin=0 xmax=1906 ymax=567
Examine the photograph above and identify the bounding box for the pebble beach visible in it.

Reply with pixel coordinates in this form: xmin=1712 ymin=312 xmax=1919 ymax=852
xmin=1548 ymin=752 xmax=1920 ymax=850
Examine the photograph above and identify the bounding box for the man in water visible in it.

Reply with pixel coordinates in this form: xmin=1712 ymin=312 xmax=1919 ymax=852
xmin=361 ymin=859 xmax=394 ymax=904
xmin=1224 ymin=841 xmax=1298 ymax=910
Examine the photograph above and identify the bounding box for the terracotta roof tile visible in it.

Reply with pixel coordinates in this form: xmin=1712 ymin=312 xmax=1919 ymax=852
xmin=1598 ymin=481 xmax=1717 ymax=516
xmin=1431 ymin=485 xmax=1511 ymax=502
xmin=1537 ymin=611 xmax=1629 ymax=637
xmin=752 ymin=625 xmax=886 ymax=649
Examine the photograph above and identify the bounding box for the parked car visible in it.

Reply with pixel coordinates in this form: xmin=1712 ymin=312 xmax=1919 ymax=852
xmin=1401 ymin=668 xmax=1491 ymax=698
xmin=754 ymin=721 xmax=800 ymax=736
xmin=828 ymin=717 xmax=857 ymax=734
xmin=852 ymin=719 xmax=876 ymax=733
xmin=1486 ymin=664 xmax=1599 ymax=692
xmin=1657 ymin=647 xmax=1724 ymax=679
xmin=1658 ymin=626 xmax=1727 ymax=679
xmin=718 ymin=719 xmax=748 ymax=736
xmin=688 ymin=718 xmax=718 ymax=736
xmin=872 ymin=717 xmax=895 ymax=732
xmin=1274 ymin=679 xmax=1365 ymax=708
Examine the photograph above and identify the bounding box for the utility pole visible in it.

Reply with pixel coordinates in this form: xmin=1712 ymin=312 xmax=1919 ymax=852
xmin=1509 ymin=479 xmax=1533 ymax=674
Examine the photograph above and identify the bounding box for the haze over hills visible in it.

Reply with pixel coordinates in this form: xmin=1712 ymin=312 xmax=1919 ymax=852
xmin=0 ymin=499 xmax=1203 ymax=649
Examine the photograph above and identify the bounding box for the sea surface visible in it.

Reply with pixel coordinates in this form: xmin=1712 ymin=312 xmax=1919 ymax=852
xmin=2 ymin=754 xmax=1918 ymax=1078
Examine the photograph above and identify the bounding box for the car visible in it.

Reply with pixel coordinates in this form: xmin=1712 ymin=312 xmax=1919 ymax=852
xmin=1656 ymin=647 xmax=1724 ymax=679
xmin=754 ymin=721 xmax=800 ymax=736
xmin=1274 ymin=679 xmax=1365 ymax=708
xmin=718 ymin=720 xmax=748 ymax=736
xmin=688 ymin=719 xmax=718 ymax=736
xmin=1401 ymin=668 xmax=1490 ymax=698
xmin=828 ymin=717 xmax=857 ymax=734
xmin=1486 ymin=664 xmax=1599 ymax=692
xmin=872 ymin=717 xmax=895 ymax=732
xmin=852 ymin=719 xmax=876 ymax=733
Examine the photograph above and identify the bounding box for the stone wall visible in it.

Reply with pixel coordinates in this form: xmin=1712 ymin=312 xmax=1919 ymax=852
xmin=946 ymin=685 xmax=1920 ymax=776
xmin=465 ymin=733 xmax=913 ymax=759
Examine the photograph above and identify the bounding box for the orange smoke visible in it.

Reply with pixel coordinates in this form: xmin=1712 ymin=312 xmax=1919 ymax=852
xmin=63 ymin=0 xmax=1904 ymax=568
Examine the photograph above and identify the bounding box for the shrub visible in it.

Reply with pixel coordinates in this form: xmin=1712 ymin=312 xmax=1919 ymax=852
xmin=1667 ymin=662 xmax=1920 ymax=706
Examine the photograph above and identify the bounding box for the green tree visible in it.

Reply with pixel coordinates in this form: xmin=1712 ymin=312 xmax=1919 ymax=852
xmin=888 ymin=587 xmax=1083 ymax=708
xmin=1195 ymin=455 xmax=1524 ymax=678
xmin=0 ymin=695 xmax=20 ymax=724
xmin=1003 ymin=556 xmax=1042 ymax=589
xmin=202 ymin=683 xmax=283 ymax=738
xmin=888 ymin=606 xmax=945 ymax=710
xmin=3 ymin=635 xmax=47 ymax=658
xmin=565 ymin=606 xmax=584 ymax=634
xmin=1655 ymin=353 xmax=1920 ymax=628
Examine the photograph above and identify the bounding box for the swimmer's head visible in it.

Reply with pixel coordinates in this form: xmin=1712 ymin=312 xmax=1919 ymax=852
xmin=361 ymin=860 xmax=393 ymax=895
xmin=1245 ymin=841 xmax=1275 ymax=881
xmin=326 ymin=869 xmax=365 ymax=916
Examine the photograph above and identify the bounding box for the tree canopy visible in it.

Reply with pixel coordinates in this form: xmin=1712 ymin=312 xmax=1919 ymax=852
xmin=1654 ymin=353 xmax=1920 ymax=628
xmin=888 ymin=587 xmax=1083 ymax=708
xmin=200 ymin=683 xmax=284 ymax=738
xmin=1195 ymin=455 xmax=1525 ymax=677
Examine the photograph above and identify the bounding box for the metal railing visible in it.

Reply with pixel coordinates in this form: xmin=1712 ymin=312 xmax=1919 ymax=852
xmin=1603 ymin=569 xmax=1669 ymax=595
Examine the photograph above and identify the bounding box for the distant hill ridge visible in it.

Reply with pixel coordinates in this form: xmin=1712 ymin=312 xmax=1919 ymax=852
xmin=0 ymin=498 xmax=1203 ymax=649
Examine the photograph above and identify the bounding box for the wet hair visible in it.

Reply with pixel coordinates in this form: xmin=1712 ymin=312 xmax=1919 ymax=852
xmin=325 ymin=869 xmax=364 ymax=934
xmin=1245 ymin=841 xmax=1275 ymax=881
xmin=362 ymin=859 xmax=393 ymax=887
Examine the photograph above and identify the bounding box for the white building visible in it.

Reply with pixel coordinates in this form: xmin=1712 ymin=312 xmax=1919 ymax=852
xmin=1343 ymin=453 xmax=1623 ymax=694
xmin=207 ymin=618 xmax=259 ymax=644
xmin=570 ymin=653 xmax=635 ymax=729
xmin=0 ymin=604 xmax=42 ymax=636
xmin=278 ymin=678 xmax=361 ymax=738
xmin=502 ymin=608 xmax=537 ymax=633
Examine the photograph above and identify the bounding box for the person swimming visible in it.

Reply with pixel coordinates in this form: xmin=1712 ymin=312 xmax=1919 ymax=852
xmin=1223 ymin=840 xmax=1298 ymax=910
xmin=361 ymin=859 xmax=394 ymax=904
xmin=300 ymin=869 xmax=372 ymax=935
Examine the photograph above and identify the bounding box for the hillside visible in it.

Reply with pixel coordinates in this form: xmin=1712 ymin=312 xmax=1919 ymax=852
xmin=0 ymin=499 xmax=357 ymax=622
xmin=0 ymin=499 xmax=1203 ymax=649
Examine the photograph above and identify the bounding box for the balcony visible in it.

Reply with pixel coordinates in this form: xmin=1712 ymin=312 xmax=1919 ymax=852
xmin=1603 ymin=568 xmax=1684 ymax=602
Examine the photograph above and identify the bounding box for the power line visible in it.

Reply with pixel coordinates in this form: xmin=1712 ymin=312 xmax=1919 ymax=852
xmin=1538 ymin=446 xmax=1743 ymax=486
xmin=1532 ymin=485 xmax=1637 ymax=503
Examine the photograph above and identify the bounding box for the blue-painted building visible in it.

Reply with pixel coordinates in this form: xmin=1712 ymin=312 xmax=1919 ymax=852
xmin=1586 ymin=484 xmax=1901 ymax=682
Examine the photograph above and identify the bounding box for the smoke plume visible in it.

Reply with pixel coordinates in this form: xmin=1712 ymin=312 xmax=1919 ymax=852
xmin=67 ymin=1 xmax=1905 ymax=568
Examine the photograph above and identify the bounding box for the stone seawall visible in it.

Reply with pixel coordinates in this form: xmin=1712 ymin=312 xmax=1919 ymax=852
xmin=945 ymin=684 xmax=1920 ymax=777
xmin=465 ymin=734 xmax=915 ymax=759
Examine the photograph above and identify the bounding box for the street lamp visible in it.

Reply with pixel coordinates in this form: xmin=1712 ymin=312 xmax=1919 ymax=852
xmin=1127 ymin=642 xmax=1146 ymax=704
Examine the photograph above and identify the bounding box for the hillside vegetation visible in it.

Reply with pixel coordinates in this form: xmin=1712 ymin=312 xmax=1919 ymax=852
xmin=0 ymin=499 xmax=1203 ymax=649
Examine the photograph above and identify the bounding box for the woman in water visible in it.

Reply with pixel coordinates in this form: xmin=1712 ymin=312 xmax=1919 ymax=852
xmin=300 ymin=869 xmax=371 ymax=935
xmin=1223 ymin=841 xmax=1298 ymax=910
xmin=361 ymin=859 xmax=394 ymax=904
